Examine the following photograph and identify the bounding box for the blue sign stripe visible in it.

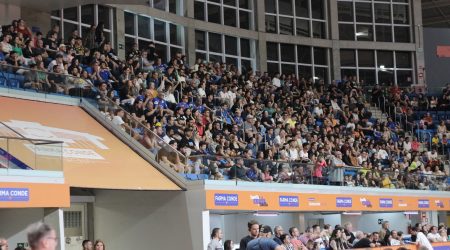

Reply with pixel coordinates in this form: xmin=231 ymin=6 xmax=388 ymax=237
xmin=0 ymin=188 xmax=29 ymax=201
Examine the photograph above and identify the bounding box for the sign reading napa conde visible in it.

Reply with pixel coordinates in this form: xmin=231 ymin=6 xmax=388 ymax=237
xmin=336 ymin=197 xmax=352 ymax=208
xmin=379 ymin=198 xmax=393 ymax=208
xmin=418 ymin=199 xmax=430 ymax=208
xmin=0 ymin=188 xmax=29 ymax=201
xmin=214 ymin=193 xmax=239 ymax=206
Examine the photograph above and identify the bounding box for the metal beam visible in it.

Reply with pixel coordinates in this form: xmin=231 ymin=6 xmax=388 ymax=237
xmin=423 ymin=16 xmax=450 ymax=25
xmin=422 ymin=0 xmax=450 ymax=10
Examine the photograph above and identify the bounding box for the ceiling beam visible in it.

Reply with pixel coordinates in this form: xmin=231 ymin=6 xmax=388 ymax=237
xmin=423 ymin=16 xmax=450 ymax=25
xmin=422 ymin=0 xmax=450 ymax=10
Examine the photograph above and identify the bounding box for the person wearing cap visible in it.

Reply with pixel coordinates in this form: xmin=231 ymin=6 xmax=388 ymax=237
xmin=246 ymin=225 xmax=282 ymax=250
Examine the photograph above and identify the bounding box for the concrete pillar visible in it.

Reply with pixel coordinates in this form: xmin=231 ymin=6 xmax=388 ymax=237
xmin=329 ymin=0 xmax=341 ymax=81
xmin=0 ymin=4 xmax=21 ymax=27
xmin=185 ymin=0 xmax=196 ymax=66
xmin=412 ymin=0 xmax=425 ymax=86
xmin=44 ymin=208 xmax=65 ymax=250
xmin=115 ymin=8 xmax=126 ymax=59
xmin=255 ymin=0 xmax=267 ymax=72
xmin=20 ymin=7 xmax=51 ymax=35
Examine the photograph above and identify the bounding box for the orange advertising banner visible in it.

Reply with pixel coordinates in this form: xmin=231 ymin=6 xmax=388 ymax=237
xmin=206 ymin=190 xmax=450 ymax=211
xmin=354 ymin=242 xmax=450 ymax=250
xmin=0 ymin=182 xmax=69 ymax=208
xmin=0 ymin=97 xmax=180 ymax=190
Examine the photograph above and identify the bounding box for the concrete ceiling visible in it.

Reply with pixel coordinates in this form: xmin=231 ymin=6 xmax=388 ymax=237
xmin=0 ymin=0 xmax=146 ymax=11
xmin=423 ymin=0 xmax=450 ymax=28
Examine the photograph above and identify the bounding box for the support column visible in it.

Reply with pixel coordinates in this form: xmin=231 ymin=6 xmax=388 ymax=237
xmin=255 ymin=0 xmax=267 ymax=72
xmin=115 ymin=8 xmax=126 ymax=60
xmin=44 ymin=208 xmax=65 ymax=250
xmin=329 ymin=0 xmax=341 ymax=81
xmin=412 ymin=0 xmax=425 ymax=86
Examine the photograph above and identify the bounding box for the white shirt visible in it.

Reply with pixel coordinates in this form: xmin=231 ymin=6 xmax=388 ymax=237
xmin=289 ymin=148 xmax=299 ymax=161
xmin=112 ymin=116 xmax=125 ymax=126
xmin=272 ymin=77 xmax=281 ymax=87
xmin=416 ymin=232 xmax=433 ymax=250
xmin=390 ymin=239 xmax=401 ymax=246
xmin=427 ymin=232 xmax=442 ymax=242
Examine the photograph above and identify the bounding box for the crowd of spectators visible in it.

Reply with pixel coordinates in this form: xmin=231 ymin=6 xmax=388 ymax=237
xmin=208 ymin=220 xmax=449 ymax=250
xmin=0 ymin=19 xmax=449 ymax=190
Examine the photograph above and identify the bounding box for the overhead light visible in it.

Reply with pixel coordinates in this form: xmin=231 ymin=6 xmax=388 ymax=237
xmin=254 ymin=212 xmax=279 ymax=217
xmin=355 ymin=32 xmax=368 ymax=37
xmin=313 ymin=76 xmax=320 ymax=80
xmin=342 ymin=212 xmax=362 ymax=215
xmin=404 ymin=211 xmax=419 ymax=215
xmin=380 ymin=65 xmax=385 ymax=69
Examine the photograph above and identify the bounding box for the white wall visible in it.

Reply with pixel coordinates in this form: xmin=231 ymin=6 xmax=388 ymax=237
xmin=0 ymin=4 xmax=21 ymax=26
xmin=0 ymin=208 xmax=44 ymax=248
xmin=92 ymin=189 xmax=205 ymax=250
xmin=342 ymin=212 xmax=410 ymax=233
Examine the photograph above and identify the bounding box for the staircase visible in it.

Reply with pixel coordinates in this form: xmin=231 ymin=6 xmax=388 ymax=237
xmin=366 ymin=104 xmax=388 ymax=124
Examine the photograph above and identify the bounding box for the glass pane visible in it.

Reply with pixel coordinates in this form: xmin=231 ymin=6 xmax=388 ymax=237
xmin=376 ymin=25 xmax=392 ymax=42
xmin=155 ymin=43 xmax=167 ymax=61
xmin=266 ymin=42 xmax=279 ymax=61
xmin=125 ymin=37 xmax=136 ymax=54
xmin=279 ymin=17 xmax=294 ymax=35
xmin=226 ymin=57 xmax=238 ymax=67
xmin=338 ymin=2 xmax=353 ymax=22
xmin=194 ymin=1 xmax=205 ymax=20
xmin=225 ymin=36 xmax=238 ymax=55
xmin=195 ymin=30 xmax=206 ymax=50
xmin=138 ymin=15 xmax=151 ymax=39
xmin=393 ymin=4 xmax=409 ymax=24
xmin=265 ymin=0 xmax=276 ymax=13
xmin=241 ymin=59 xmax=252 ymax=73
xmin=265 ymin=15 xmax=277 ymax=33
xmin=295 ymin=0 xmax=309 ymax=18
xmin=98 ymin=5 xmax=111 ymax=29
xmin=297 ymin=45 xmax=311 ymax=64
xmin=359 ymin=69 xmax=376 ymax=85
xmin=312 ymin=21 xmax=326 ymax=39
xmin=63 ymin=7 xmax=78 ymax=22
xmin=224 ymin=0 xmax=236 ymax=6
xmin=170 ymin=23 xmax=182 ymax=46
xmin=377 ymin=51 xmax=394 ymax=68
xmin=138 ymin=39 xmax=151 ymax=51
xmin=125 ymin=12 xmax=135 ymax=35
xmin=279 ymin=0 xmax=293 ymax=16
xmin=280 ymin=43 xmax=295 ymax=62
xmin=394 ymin=26 xmax=410 ymax=43
xmin=298 ymin=65 xmax=312 ymax=79
xmin=196 ymin=52 xmax=206 ymax=61
xmin=51 ymin=10 xmax=60 ymax=17
xmin=209 ymin=54 xmax=223 ymax=63
xmin=355 ymin=2 xmax=372 ymax=23
xmin=378 ymin=70 xmax=394 ymax=85
xmin=169 ymin=0 xmax=179 ymax=14
xmin=396 ymin=70 xmax=413 ymax=86
xmin=239 ymin=0 xmax=251 ymax=9
xmin=81 ymin=5 xmax=95 ymax=25
xmin=208 ymin=4 xmax=221 ymax=24
xmin=358 ymin=50 xmax=374 ymax=67
xmin=340 ymin=49 xmax=356 ymax=67
xmin=240 ymin=38 xmax=250 ymax=58
xmin=154 ymin=0 xmax=166 ymax=11
xmin=224 ymin=8 xmax=237 ymax=27
xmin=396 ymin=51 xmax=412 ymax=68
xmin=296 ymin=19 xmax=310 ymax=37
xmin=356 ymin=25 xmax=373 ymax=41
xmin=170 ymin=46 xmax=182 ymax=59
xmin=311 ymin=0 xmax=325 ymax=20
xmin=209 ymin=0 xmax=220 ymax=3
xmin=375 ymin=3 xmax=391 ymax=23
xmin=154 ymin=19 xmax=166 ymax=42
xmin=63 ymin=22 xmax=78 ymax=41
xmin=239 ymin=11 xmax=251 ymax=29
xmin=209 ymin=32 xmax=222 ymax=53
xmin=339 ymin=24 xmax=354 ymax=41
xmin=314 ymin=47 xmax=327 ymax=66
xmin=314 ymin=67 xmax=328 ymax=83
xmin=282 ymin=64 xmax=296 ymax=75
xmin=341 ymin=69 xmax=357 ymax=80
xmin=268 ymin=63 xmax=279 ymax=75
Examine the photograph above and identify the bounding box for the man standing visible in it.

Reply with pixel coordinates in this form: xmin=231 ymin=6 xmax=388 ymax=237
xmin=379 ymin=221 xmax=391 ymax=241
xmin=27 ymin=222 xmax=58 ymax=250
xmin=272 ymin=226 xmax=283 ymax=245
xmin=246 ymin=225 xmax=283 ymax=250
xmin=240 ymin=220 xmax=260 ymax=250
xmin=411 ymin=227 xmax=433 ymax=250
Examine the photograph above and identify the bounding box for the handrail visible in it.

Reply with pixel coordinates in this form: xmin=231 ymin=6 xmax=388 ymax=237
xmin=0 ymin=135 xmax=63 ymax=144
